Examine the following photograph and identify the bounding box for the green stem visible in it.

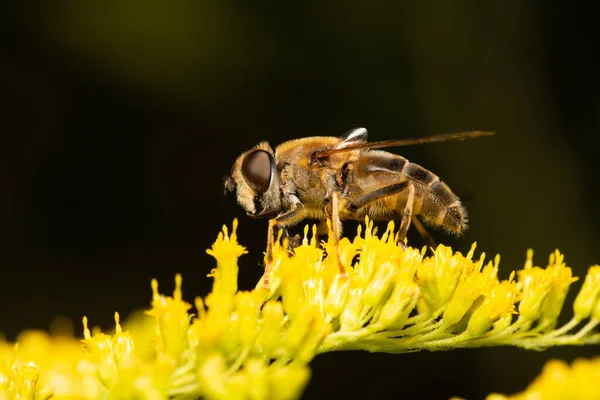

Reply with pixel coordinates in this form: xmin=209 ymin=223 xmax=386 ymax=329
xmin=476 ymin=318 xmax=529 ymax=342
xmin=571 ymin=318 xmax=599 ymax=340
xmin=398 ymin=324 xmax=449 ymax=346
xmin=541 ymin=316 xmax=581 ymax=339
xmin=403 ymin=307 xmax=445 ymax=327
xmin=384 ymin=320 xmax=443 ymax=339
xmin=318 ymin=322 xmax=385 ymax=353
xmin=418 ymin=331 xmax=473 ymax=350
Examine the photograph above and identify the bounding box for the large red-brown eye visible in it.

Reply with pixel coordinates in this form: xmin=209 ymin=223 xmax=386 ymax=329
xmin=241 ymin=150 xmax=273 ymax=193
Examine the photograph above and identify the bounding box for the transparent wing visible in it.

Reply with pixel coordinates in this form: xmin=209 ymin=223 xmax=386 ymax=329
xmin=337 ymin=127 xmax=368 ymax=148
xmin=316 ymin=130 xmax=495 ymax=159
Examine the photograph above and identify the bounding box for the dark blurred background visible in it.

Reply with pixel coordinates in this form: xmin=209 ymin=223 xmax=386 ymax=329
xmin=2 ymin=1 xmax=599 ymax=399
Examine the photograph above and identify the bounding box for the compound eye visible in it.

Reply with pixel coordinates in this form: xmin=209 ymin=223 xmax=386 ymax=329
xmin=241 ymin=150 xmax=273 ymax=193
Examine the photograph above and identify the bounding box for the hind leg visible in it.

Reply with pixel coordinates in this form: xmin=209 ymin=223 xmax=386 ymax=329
xmin=346 ymin=180 xmax=415 ymax=248
xmin=411 ymin=215 xmax=437 ymax=251
xmin=396 ymin=182 xmax=415 ymax=249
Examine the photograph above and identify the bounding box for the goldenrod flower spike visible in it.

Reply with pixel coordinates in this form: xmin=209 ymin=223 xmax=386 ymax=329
xmin=2 ymin=218 xmax=600 ymax=399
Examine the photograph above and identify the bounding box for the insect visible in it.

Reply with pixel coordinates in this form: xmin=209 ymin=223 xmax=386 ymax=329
xmin=224 ymin=128 xmax=494 ymax=285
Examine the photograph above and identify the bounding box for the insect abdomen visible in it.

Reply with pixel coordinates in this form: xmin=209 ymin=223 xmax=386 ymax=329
xmin=405 ymin=163 xmax=468 ymax=235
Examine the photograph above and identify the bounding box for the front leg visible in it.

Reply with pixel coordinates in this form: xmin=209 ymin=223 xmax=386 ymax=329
xmin=263 ymin=204 xmax=305 ymax=288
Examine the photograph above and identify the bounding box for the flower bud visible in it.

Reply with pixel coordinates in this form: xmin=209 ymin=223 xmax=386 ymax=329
xmin=443 ymin=293 xmax=475 ymax=328
xmin=517 ymin=267 xmax=552 ymax=322
xmin=206 ymin=221 xmax=247 ymax=297
xmin=539 ymin=262 xmax=577 ymax=329
xmin=467 ymin=281 xmax=517 ymax=337
xmin=303 ymin=278 xmax=325 ymax=310
xmin=324 ymin=275 xmax=350 ymax=321
xmin=295 ymin=319 xmax=331 ymax=364
xmin=82 ymin=317 xmax=118 ymax=388
xmin=363 ymin=262 xmax=396 ymax=308
xmin=198 ymin=354 xmax=227 ymax=398
xmin=592 ymin=297 xmax=600 ymax=321
xmin=235 ymin=291 xmax=261 ymax=346
xmin=442 ymin=262 xmax=499 ymax=328
xmin=9 ymin=364 xmax=43 ymax=399
xmin=418 ymin=248 xmax=481 ymax=315
xmin=285 ymin=308 xmax=316 ymax=354
xmin=339 ymin=288 xmax=365 ymax=331
xmin=199 ymin=292 xmax=234 ymax=348
xmin=574 ymin=266 xmax=600 ymax=320
xmin=281 ymin=278 xmax=306 ymax=319
xmin=467 ymin=309 xmax=494 ymax=338
xmin=243 ymin=358 xmax=269 ymax=400
xmin=491 ymin=314 xmax=513 ymax=334
xmin=378 ymin=281 xmax=419 ymax=328
xmin=256 ymin=301 xmax=284 ymax=357
xmin=268 ymin=364 xmax=311 ymax=400
xmin=146 ymin=276 xmax=192 ymax=359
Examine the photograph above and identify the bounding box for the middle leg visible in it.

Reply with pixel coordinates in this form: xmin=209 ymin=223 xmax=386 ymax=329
xmin=330 ymin=191 xmax=347 ymax=277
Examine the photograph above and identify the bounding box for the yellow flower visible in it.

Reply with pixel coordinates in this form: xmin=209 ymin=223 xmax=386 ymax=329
xmin=537 ymin=250 xmax=578 ymax=330
xmin=442 ymin=256 xmax=500 ymax=328
xmin=467 ymin=279 xmax=519 ymax=337
xmin=0 ymin=329 xmax=101 ymax=399
xmin=515 ymin=249 xmax=577 ymax=327
xmin=1 ymin=218 xmax=600 ymax=399
xmin=488 ymin=357 xmax=600 ymax=399
xmin=573 ymin=265 xmax=600 ymax=320
xmin=145 ymin=275 xmax=193 ymax=360
xmin=206 ymin=220 xmax=247 ymax=297
xmin=417 ymin=243 xmax=478 ymax=315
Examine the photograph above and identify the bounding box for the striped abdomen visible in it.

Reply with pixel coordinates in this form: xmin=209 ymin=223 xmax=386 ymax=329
xmin=356 ymin=151 xmax=468 ymax=235
xmin=404 ymin=162 xmax=467 ymax=235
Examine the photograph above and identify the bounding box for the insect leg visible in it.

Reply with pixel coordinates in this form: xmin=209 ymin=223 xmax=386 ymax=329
xmin=264 ymin=219 xmax=278 ymax=288
xmin=346 ymin=180 xmax=417 ymax=249
xmin=281 ymin=227 xmax=302 ymax=252
xmin=411 ymin=215 xmax=437 ymax=251
xmin=330 ymin=191 xmax=347 ymax=277
xmin=397 ymin=182 xmax=415 ymax=249
xmin=264 ymin=205 xmax=305 ymax=288
xmin=348 ymin=181 xmax=409 ymax=211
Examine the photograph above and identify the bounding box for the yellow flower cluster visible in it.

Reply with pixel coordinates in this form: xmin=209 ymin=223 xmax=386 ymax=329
xmin=487 ymin=357 xmax=600 ymax=399
xmin=1 ymin=218 xmax=599 ymax=399
xmin=0 ymin=329 xmax=100 ymax=399
xmin=267 ymin=219 xmax=598 ymax=354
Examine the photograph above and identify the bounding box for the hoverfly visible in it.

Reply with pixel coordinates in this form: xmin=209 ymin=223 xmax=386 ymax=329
xmin=224 ymin=128 xmax=493 ymax=285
